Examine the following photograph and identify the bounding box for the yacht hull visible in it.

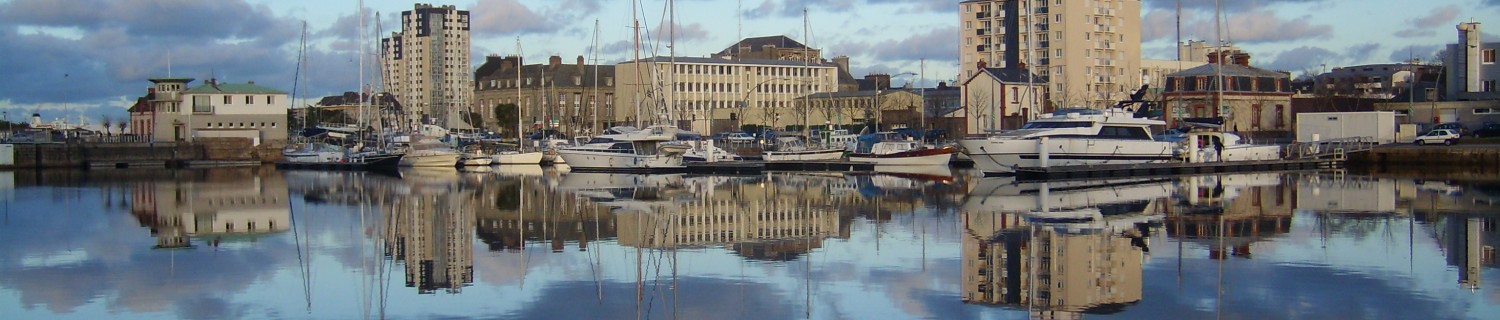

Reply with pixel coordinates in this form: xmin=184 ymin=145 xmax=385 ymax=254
xmin=960 ymin=137 xmax=1174 ymax=174
xmin=763 ymin=148 xmax=845 ymax=161
xmin=492 ymin=151 xmax=544 ymax=165
xmin=556 ymin=150 xmax=685 ymax=171
xmin=849 ymin=147 xmax=955 ymax=166
xmin=400 ymin=152 xmax=462 ymax=167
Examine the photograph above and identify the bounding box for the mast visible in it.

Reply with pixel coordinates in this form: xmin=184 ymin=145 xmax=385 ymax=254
xmin=516 ymin=37 xmax=525 ymax=148
xmin=801 ymin=9 xmax=810 ymax=139
xmin=1214 ymin=0 xmax=1224 ymax=126
xmin=591 ymin=20 xmax=601 ymax=135
xmin=631 ymin=0 xmax=644 ymax=128
xmin=357 ymin=0 xmax=366 ymax=134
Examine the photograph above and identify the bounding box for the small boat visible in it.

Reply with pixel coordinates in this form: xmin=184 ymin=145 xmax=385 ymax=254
xmin=848 ymin=132 xmax=955 ymax=166
xmin=1175 ymin=130 xmax=1281 ymax=163
xmin=492 ymin=148 xmax=545 ymax=165
xmin=395 ymin=124 xmax=462 ymax=167
xmin=457 ymin=145 xmax=493 ymax=166
xmin=763 ymin=136 xmax=844 ymax=161
xmin=282 ymin=141 xmax=346 ymax=163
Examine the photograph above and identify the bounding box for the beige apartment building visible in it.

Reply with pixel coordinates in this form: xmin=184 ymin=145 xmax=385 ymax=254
xmin=613 ymin=57 xmax=839 ymax=133
xmin=959 ymin=0 xmax=1142 ymax=109
xmin=382 ymin=3 xmax=473 ymax=130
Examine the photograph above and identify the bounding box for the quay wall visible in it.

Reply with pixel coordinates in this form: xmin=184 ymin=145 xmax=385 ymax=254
xmin=2 ymin=138 xmax=286 ymax=169
xmin=1349 ymin=146 xmax=1500 ymax=166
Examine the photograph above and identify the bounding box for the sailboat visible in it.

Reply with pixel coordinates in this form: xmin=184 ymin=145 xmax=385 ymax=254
xmin=283 ymin=22 xmax=349 ymax=164
xmin=762 ymin=11 xmax=846 ymax=162
xmin=556 ymin=0 xmax=689 ymax=171
xmin=494 ymin=38 xmax=546 ymax=165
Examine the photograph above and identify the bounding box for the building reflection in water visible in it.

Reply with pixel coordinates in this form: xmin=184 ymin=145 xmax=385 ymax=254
xmin=130 ymin=167 xmax=290 ymax=249
xmin=960 ymin=177 xmax=1169 ymax=318
xmin=385 ymin=168 xmax=475 ymax=294
xmin=1164 ymin=173 xmax=1292 ymax=259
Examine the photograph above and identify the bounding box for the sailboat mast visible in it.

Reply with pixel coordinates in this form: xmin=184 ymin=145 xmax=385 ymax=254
xmin=802 ymin=9 xmax=810 ymax=139
xmin=516 ymin=37 xmax=524 ymax=147
xmin=631 ymin=0 xmax=644 ymax=128
xmin=591 ymin=20 xmax=601 ymax=135
xmin=357 ymin=0 xmax=366 ymax=133
xmin=1214 ymin=0 xmax=1224 ymax=123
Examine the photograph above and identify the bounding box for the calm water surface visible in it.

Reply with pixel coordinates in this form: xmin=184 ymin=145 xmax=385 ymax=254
xmin=0 ymin=166 xmax=1496 ymax=319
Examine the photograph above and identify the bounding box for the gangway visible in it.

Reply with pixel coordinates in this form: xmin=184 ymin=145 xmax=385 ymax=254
xmin=1285 ymin=137 xmax=1377 ymax=160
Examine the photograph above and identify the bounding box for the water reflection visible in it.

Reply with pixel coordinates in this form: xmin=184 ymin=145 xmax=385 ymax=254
xmin=1 ymin=167 xmax=1498 ymax=319
xmin=960 ymin=177 xmax=1167 ymax=316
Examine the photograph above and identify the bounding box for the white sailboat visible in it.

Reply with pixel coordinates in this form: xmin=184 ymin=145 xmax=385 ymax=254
xmin=494 ymin=37 xmax=544 ymax=165
xmin=395 ymin=124 xmax=462 ymax=167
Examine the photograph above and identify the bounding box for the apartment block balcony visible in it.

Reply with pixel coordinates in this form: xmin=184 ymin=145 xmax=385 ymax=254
xmin=1035 ymin=7 xmax=1048 ymax=14
xmin=976 ymin=28 xmax=988 ymax=36
xmin=976 ymin=45 xmax=990 ymax=52
xmin=976 ymin=12 xmax=991 ymax=19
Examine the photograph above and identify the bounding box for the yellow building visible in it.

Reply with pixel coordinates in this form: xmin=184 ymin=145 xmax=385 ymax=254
xmin=613 ymin=57 xmax=840 ymax=133
xmin=959 ymin=0 xmax=1143 ymax=109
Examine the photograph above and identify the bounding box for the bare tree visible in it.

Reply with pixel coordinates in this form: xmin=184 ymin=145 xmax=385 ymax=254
xmin=118 ymin=120 xmax=129 ymax=137
xmin=101 ymin=115 xmax=113 ymax=136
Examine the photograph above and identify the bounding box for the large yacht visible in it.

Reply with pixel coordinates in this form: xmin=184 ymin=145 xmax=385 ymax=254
xmin=556 ymin=125 xmax=691 ymax=171
xmin=959 ymin=108 xmax=1175 ymax=175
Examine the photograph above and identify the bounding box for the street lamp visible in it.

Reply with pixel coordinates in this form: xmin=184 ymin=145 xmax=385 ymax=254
xmin=738 ymin=77 xmax=789 ymax=132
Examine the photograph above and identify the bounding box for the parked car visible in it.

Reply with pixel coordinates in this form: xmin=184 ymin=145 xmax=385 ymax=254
xmin=1471 ymin=123 xmax=1500 ymax=138
xmin=726 ymin=132 xmax=755 ymax=142
xmin=1413 ymin=129 xmax=1460 ymax=145
xmin=1432 ymin=122 xmax=1469 ymax=136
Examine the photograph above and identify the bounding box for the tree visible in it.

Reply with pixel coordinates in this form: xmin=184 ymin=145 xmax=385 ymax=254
xmin=492 ymin=103 xmax=519 ymax=138
xmin=118 ymin=120 xmax=129 ymax=136
xmin=101 ymin=115 xmax=113 ymax=136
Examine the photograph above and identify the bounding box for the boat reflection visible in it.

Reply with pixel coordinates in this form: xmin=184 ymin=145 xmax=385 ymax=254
xmin=960 ymin=176 xmax=1168 ymax=316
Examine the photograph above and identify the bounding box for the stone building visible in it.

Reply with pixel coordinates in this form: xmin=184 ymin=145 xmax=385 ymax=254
xmin=614 ymin=56 xmax=839 ymax=133
xmin=473 ymin=55 xmax=615 ymax=137
xmin=1163 ymin=51 xmax=1293 ymax=134
xmin=128 ymin=78 xmax=289 ymax=144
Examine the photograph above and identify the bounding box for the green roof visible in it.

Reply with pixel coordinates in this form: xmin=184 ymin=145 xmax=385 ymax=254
xmin=185 ymin=81 xmax=286 ymax=94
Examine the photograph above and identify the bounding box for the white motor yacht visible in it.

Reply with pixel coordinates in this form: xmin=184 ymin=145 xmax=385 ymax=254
xmin=763 ymin=136 xmax=844 ymax=161
xmin=556 ymin=125 xmax=690 ymax=171
xmin=848 ymin=132 xmax=955 ymax=166
xmin=1175 ymin=130 xmax=1281 ymax=163
xmin=959 ymin=108 xmax=1175 ymax=175
xmin=395 ymin=124 xmax=462 ymax=167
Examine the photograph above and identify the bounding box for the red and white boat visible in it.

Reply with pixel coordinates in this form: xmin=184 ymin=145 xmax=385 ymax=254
xmin=848 ymin=132 xmax=954 ymax=166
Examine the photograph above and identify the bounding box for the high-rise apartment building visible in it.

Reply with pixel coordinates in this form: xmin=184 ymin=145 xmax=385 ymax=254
xmin=382 ymin=4 xmax=473 ymax=129
xmin=959 ymin=0 xmax=1141 ymax=108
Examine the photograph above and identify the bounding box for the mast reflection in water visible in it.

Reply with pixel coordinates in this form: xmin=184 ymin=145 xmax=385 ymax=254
xmin=0 ymin=167 xmax=1496 ymax=319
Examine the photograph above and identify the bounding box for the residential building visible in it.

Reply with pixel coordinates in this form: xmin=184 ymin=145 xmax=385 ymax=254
xmin=382 ymin=3 xmax=472 ymax=130
xmin=1141 ymin=58 xmax=1209 ymax=101
xmin=473 ymin=55 xmax=616 ymax=137
xmin=959 ymin=0 xmax=1142 ymax=108
xmin=960 ymin=211 xmax=1146 ymax=315
xmin=960 ymin=67 xmax=1046 ymax=134
xmin=1162 ymin=51 xmax=1294 ymax=135
xmin=1445 ymin=22 xmax=1499 ymax=101
xmin=613 ymin=56 xmax=839 ymax=133
xmin=1314 ymin=62 xmax=1439 ymax=100
xmin=130 ymin=167 xmax=290 ymax=249
xmin=129 ymin=78 xmax=289 ymax=144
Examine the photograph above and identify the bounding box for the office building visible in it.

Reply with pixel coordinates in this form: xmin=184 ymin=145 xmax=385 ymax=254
xmin=613 ymin=56 xmax=839 ymax=133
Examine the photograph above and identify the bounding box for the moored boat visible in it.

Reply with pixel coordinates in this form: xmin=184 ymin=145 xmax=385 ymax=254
xmin=959 ymin=108 xmax=1174 ymax=175
xmin=848 ymin=132 xmax=954 ymax=166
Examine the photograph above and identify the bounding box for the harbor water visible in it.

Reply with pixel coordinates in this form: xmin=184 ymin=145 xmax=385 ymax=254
xmin=0 ymin=165 xmax=1495 ymax=319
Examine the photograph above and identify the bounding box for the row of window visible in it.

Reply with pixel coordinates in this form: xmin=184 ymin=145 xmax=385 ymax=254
xmin=205 ymin=122 xmax=278 ymax=129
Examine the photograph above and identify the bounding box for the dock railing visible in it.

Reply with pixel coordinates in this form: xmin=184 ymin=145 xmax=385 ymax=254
xmin=1284 ymin=137 xmax=1377 ymax=160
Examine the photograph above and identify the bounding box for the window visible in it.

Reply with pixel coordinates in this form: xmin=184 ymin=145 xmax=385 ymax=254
xmin=223 ymin=95 xmax=230 ymax=104
xmin=1485 ymin=49 xmax=1496 ymax=64
xmin=1484 ymin=80 xmax=1496 ymax=92
xmin=244 ymin=95 xmax=252 ymax=104
xmin=1010 ymin=87 xmax=1019 ymax=103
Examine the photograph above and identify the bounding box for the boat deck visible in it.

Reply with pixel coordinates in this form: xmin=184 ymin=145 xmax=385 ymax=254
xmin=682 ymin=160 xmax=876 ymax=175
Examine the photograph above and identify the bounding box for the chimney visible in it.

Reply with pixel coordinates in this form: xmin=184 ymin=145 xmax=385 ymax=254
xmin=977 ymin=60 xmax=988 ymax=70
xmin=937 ymin=81 xmax=948 ymax=89
xmin=577 ymin=55 xmax=586 ymax=73
xmin=1206 ymin=51 xmax=1222 ymax=65
xmin=549 ymin=55 xmax=562 ymax=69
xmin=833 ymin=56 xmax=850 ymax=71
xmin=248 ymin=80 xmax=255 ymax=85
xmin=1231 ymin=52 xmax=1251 ymax=67
xmin=1460 ymin=22 xmax=1483 ymax=93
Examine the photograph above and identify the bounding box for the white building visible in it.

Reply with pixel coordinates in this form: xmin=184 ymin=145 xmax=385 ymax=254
xmin=1445 ymin=22 xmax=1499 ymax=101
xmin=613 ymin=57 xmax=839 ymax=133
xmin=382 ymin=3 xmax=473 ymax=130
xmin=129 ymin=78 xmax=289 ymax=144
xmin=961 ymin=67 xmax=1046 ymax=134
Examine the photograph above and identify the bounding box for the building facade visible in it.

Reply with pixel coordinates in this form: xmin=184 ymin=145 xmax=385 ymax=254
xmin=1445 ymin=22 xmax=1499 ymax=101
xmin=795 ymin=89 xmax=923 ymax=133
xmin=959 ymin=0 xmax=1142 ymax=108
xmin=129 ymin=78 xmax=289 ymax=144
xmin=961 ymin=67 xmax=1046 ymax=134
xmin=382 ymin=3 xmax=472 ymax=130
xmin=613 ymin=57 xmax=839 ymax=134
xmin=474 ymin=55 xmax=616 ymax=137
xmin=1314 ymin=63 xmax=1438 ymax=100
xmin=1163 ymin=51 xmax=1294 ymax=134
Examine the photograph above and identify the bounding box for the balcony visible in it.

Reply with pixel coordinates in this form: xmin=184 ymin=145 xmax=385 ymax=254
xmin=976 ymin=12 xmax=991 ymax=19
xmin=976 ymin=45 xmax=990 ymax=52
xmin=1035 ymin=7 xmax=1048 ymax=14
xmin=976 ymin=28 xmax=988 ymax=36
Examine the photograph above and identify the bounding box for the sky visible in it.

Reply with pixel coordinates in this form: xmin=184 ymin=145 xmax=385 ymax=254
xmin=0 ymin=0 xmax=1496 ymax=127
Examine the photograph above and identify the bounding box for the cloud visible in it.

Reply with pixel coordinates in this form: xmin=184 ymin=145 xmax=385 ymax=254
xmin=1345 ymin=43 xmax=1382 ymax=62
xmin=1386 ymin=45 xmax=1444 ymax=63
xmin=1143 ymin=8 xmax=1332 ymax=44
xmin=1266 ymin=46 xmax=1340 ymax=72
xmin=832 ymin=26 xmax=957 ymax=63
xmin=654 ymin=20 xmax=711 ymax=42
xmin=469 ymin=0 xmax=558 ymax=36
xmin=1393 ymin=5 xmax=1460 ymax=38
xmin=1142 ymin=0 xmax=1327 ymax=12
xmin=742 ymin=0 xmax=861 ymax=19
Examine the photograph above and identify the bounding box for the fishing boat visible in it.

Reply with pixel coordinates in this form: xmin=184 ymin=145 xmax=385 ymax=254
xmin=848 ymin=132 xmax=955 ymax=166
